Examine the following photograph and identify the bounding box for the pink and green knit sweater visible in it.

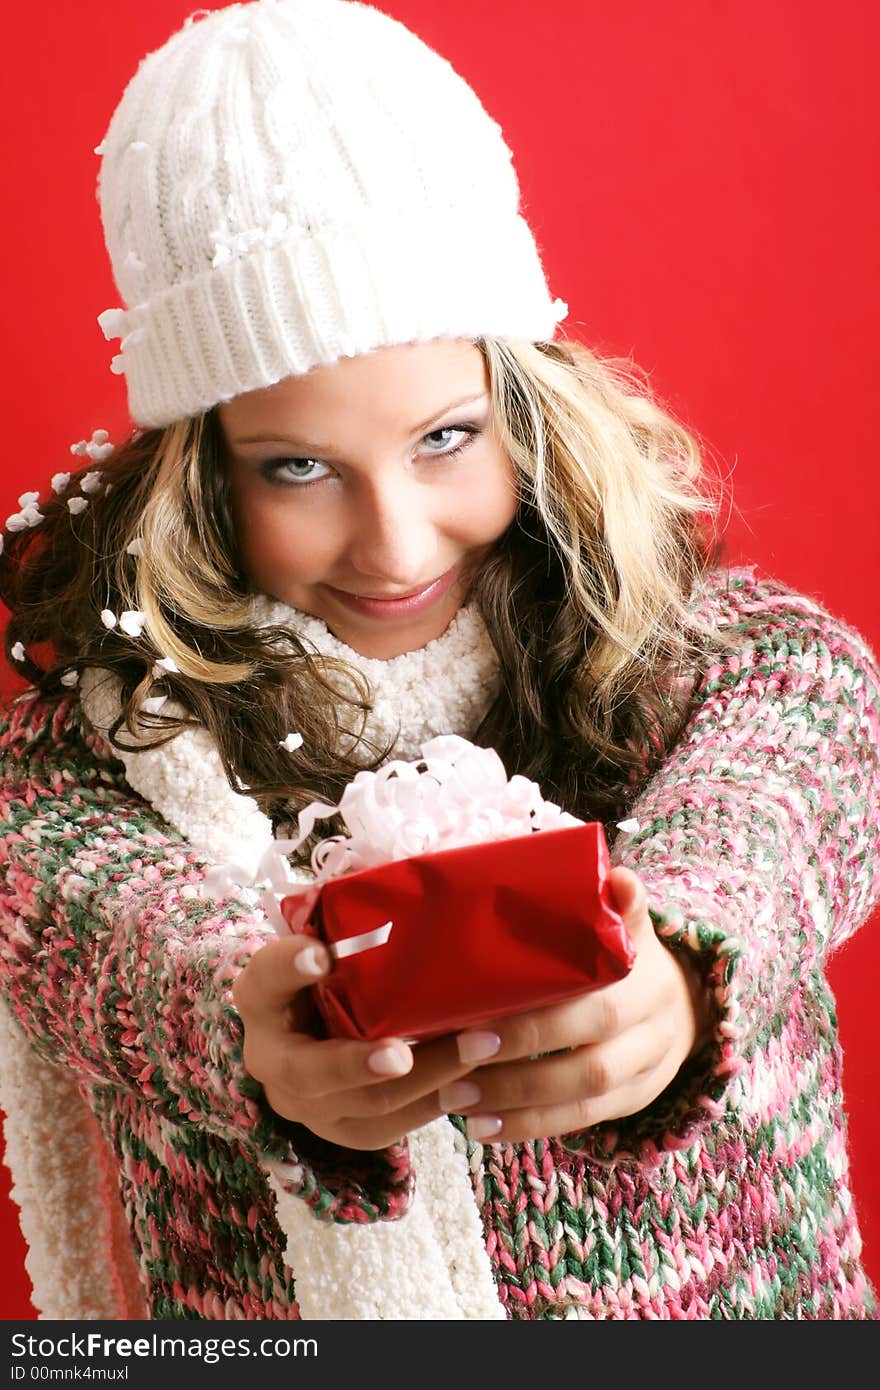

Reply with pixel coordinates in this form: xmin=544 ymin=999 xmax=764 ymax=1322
xmin=1 ymin=568 xmax=878 ymax=1319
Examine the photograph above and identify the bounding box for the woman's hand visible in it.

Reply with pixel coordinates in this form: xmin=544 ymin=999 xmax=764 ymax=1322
xmin=231 ymin=935 xmax=488 ymax=1150
xmin=233 ymin=865 xmax=712 ymax=1151
xmin=437 ymin=865 xmax=714 ymax=1144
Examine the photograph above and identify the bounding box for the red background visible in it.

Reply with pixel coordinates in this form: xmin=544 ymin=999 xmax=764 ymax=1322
xmin=0 ymin=0 xmax=877 ymax=1316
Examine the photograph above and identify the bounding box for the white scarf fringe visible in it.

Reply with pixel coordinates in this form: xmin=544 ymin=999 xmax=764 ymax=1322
xmin=0 ymin=1003 xmax=146 ymax=1319
xmin=267 ymin=1119 xmax=504 ymax=1320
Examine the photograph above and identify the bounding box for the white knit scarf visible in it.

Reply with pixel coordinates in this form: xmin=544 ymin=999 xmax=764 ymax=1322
xmin=0 ymin=602 xmax=508 ymax=1320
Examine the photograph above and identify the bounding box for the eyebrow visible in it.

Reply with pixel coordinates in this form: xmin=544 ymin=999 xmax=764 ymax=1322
xmin=229 ymin=391 xmax=489 ymax=450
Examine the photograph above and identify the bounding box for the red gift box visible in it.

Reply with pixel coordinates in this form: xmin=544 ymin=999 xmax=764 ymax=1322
xmin=280 ymin=821 xmax=635 ymax=1042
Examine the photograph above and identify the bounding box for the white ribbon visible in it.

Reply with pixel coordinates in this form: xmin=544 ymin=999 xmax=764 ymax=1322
xmin=330 ymin=920 xmax=393 ymax=960
xmin=200 ymin=735 xmax=584 ymax=932
xmin=287 ymin=734 xmax=582 ymax=883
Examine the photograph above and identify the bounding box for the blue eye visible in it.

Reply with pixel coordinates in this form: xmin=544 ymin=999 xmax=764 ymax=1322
xmin=420 ymin=424 xmax=481 ymax=457
xmin=260 ymin=422 xmax=481 ymax=487
xmin=266 ymin=457 xmax=332 ymax=485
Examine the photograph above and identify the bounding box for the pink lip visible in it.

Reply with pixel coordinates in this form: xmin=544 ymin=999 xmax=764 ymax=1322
xmin=324 ymin=564 xmax=462 ymax=620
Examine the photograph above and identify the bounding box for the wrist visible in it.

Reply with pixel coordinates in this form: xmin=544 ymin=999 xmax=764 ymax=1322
xmin=670 ymin=944 xmax=715 ymax=1060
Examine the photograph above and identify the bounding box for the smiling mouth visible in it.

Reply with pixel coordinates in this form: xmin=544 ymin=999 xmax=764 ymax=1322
xmin=342 ymin=578 xmax=441 ymax=601
xmin=324 ymin=565 xmax=462 ymax=618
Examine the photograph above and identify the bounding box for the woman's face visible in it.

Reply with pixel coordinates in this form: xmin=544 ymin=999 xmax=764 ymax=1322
xmin=219 ymin=339 xmax=518 ymax=657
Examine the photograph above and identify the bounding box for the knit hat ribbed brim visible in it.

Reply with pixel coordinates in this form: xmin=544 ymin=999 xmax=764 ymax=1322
xmin=95 ymin=0 xmax=567 ymax=427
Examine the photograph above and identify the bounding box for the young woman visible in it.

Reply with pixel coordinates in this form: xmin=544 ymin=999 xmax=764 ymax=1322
xmin=1 ymin=0 xmax=877 ymax=1320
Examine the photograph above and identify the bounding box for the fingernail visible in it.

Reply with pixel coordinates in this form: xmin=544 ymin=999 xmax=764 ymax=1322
xmin=466 ymin=1115 xmax=503 ymax=1141
xmin=456 ymin=1031 xmax=501 ymax=1065
xmin=368 ymin=1046 xmax=412 ymax=1078
xmin=438 ymin=1080 xmax=482 ymax=1112
xmin=294 ymin=945 xmax=328 ymax=978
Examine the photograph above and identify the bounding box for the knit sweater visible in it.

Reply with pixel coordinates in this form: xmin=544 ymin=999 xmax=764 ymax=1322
xmin=0 ymin=566 xmax=878 ymax=1319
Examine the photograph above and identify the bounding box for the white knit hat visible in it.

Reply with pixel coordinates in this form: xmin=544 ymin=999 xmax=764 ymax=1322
xmin=94 ymin=0 xmax=568 ymax=428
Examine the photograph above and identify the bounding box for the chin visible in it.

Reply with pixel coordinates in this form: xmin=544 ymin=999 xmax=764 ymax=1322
xmin=332 ymin=608 xmax=461 ymax=659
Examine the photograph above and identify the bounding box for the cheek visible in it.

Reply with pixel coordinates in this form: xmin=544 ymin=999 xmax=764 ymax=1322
xmin=232 ymin=492 xmax=327 ymax=584
xmin=466 ymin=451 xmax=518 ymax=538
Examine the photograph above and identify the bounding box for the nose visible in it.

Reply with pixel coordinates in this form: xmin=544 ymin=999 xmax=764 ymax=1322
xmin=344 ymin=478 xmax=438 ymax=589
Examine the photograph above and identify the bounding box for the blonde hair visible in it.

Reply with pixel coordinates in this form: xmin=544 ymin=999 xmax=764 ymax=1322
xmin=124 ymin=415 xmax=254 ymax=684
xmin=480 ymin=337 xmax=719 ymax=690
xmin=2 ymin=336 xmax=725 ymax=826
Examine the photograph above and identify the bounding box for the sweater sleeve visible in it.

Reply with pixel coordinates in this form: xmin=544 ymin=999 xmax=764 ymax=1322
xmin=563 ymin=569 xmax=880 ymax=1164
xmin=0 ymin=690 xmax=413 ymax=1224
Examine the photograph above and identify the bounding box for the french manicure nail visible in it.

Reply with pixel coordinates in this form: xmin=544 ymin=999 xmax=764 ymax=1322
xmin=294 ymin=945 xmax=327 ymax=978
xmin=456 ymin=1030 xmax=501 ymax=1065
xmin=466 ymin=1115 xmax=503 ymax=1141
xmin=438 ymin=1080 xmax=482 ymax=1112
xmin=368 ymin=1046 xmax=412 ymax=1078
